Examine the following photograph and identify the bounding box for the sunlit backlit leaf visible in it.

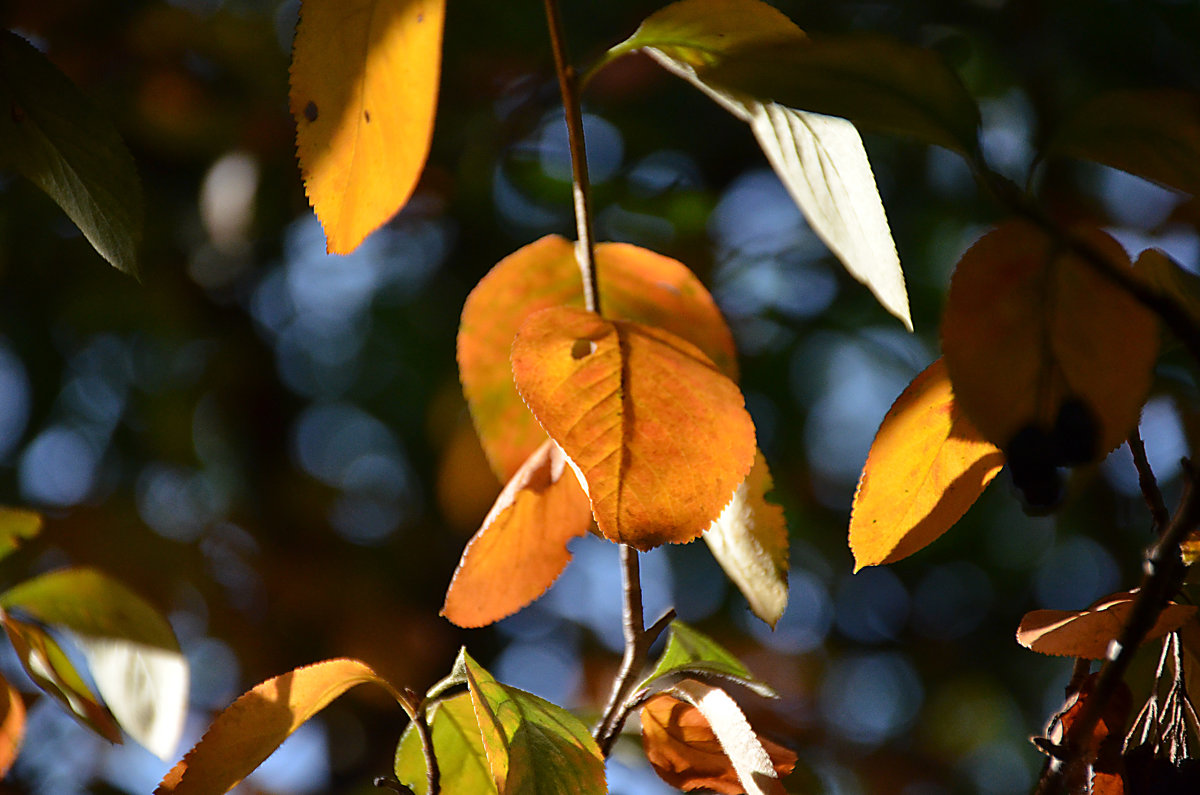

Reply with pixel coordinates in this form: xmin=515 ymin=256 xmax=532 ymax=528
xmin=0 ymin=673 xmax=25 ymax=777
xmin=395 ymin=692 xmax=495 ymax=795
xmin=1050 ymin=90 xmax=1200 ymax=197
xmin=511 ymin=306 xmax=756 ymax=550
xmin=702 ymin=452 xmax=789 ymax=627
xmin=459 ymin=236 xmax=737 ymax=480
xmin=641 ymin=620 xmax=775 ymax=698
xmin=156 ymin=658 xmax=401 ymax=795
xmin=441 ymin=439 xmax=592 ymax=628
xmin=0 ymin=30 xmax=143 ymax=274
xmin=850 ymin=358 xmax=1005 ymax=570
xmin=1017 ymin=591 xmax=1196 ymax=659
xmin=290 ymin=0 xmax=446 ymax=253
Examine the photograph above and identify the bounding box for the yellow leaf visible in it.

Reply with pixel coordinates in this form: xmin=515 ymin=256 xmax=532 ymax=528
xmin=942 ymin=221 xmax=1158 ymax=461
xmin=290 ymin=0 xmax=445 ymax=254
xmin=156 ymin=659 xmax=399 ymax=795
xmin=511 ymin=306 xmax=755 ymax=550
xmin=850 ymin=358 xmax=1004 ymax=570
xmin=441 ymin=440 xmax=593 ymax=628
xmin=1016 ymin=591 xmax=1197 ymax=659
xmin=458 ymin=236 xmax=738 ymax=481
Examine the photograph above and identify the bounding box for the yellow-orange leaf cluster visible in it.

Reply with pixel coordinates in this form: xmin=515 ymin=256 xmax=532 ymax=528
xmin=850 ymin=358 xmax=1005 ymax=570
xmin=290 ymin=0 xmax=445 ymax=254
xmin=511 ymin=306 xmax=756 ymax=550
xmin=641 ymin=693 xmax=795 ymax=795
xmin=1017 ymin=591 xmax=1197 ymax=659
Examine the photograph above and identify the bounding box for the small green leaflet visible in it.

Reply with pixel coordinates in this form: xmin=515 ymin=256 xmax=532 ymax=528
xmin=641 ymin=621 xmax=775 ymax=698
xmin=0 ymin=30 xmax=143 ymax=275
xmin=0 ymin=508 xmax=41 ymax=563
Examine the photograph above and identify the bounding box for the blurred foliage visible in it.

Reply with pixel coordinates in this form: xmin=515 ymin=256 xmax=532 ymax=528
xmin=0 ymin=0 xmax=1198 ymax=793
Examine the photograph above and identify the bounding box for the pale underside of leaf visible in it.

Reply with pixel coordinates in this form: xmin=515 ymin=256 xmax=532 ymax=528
xmin=644 ymin=49 xmax=911 ymax=331
xmin=668 ymin=679 xmax=784 ymax=795
xmin=1016 ymin=593 xmax=1197 ymax=659
xmin=290 ymin=0 xmax=445 ymax=254
xmin=702 ymin=452 xmax=788 ymax=627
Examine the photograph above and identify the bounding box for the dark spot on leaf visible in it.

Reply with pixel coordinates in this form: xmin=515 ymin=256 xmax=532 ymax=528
xmin=571 ymin=339 xmax=596 ymax=360
xmin=417 ymin=12 xmax=424 ymax=22
xmin=1051 ymin=396 xmax=1099 ymax=465
xmin=10 ymin=102 xmax=25 ymax=124
xmin=304 ymin=101 xmax=318 ymax=123
xmin=364 ymin=109 xmax=371 ymax=123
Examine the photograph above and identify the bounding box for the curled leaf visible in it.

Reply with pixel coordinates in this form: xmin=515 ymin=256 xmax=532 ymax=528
xmin=703 ymin=452 xmax=789 ymax=626
xmin=441 ymin=440 xmax=592 ymax=628
xmin=1017 ymin=591 xmax=1196 ymax=659
xmin=156 ymin=658 xmax=400 ymax=795
xmin=850 ymin=358 xmax=1004 ymax=570
xmin=511 ymin=306 xmax=756 ymax=550
xmin=290 ymin=0 xmax=446 ymax=253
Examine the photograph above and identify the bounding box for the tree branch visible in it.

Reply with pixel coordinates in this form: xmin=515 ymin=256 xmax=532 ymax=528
xmin=541 ymin=0 xmax=601 ymax=315
xmin=1129 ymin=427 xmax=1170 ymax=533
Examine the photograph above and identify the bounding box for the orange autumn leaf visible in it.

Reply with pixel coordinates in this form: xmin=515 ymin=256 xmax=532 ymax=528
xmin=156 ymin=659 xmax=399 ymax=795
xmin=459 ymin=235 xmax=738 ymax=480
xmin=850 ymin=358 xmax=1005 ymax=570
xmin=0 ymin=674 xmax=24 ymax=778
xmin=511 ymin=306 xmax=756 ymax=550
xmin=1050 ymin=673 xmax=1130 ymax=794
xmin=1017 ymin=591 xmax=1197 ymax=659
xmin=290 ymin=0 xmax=445 ymax=254
xmin=942 ymin=221 xmax=1158 ymax=456
xmin=641 ymin=694 xmax=796 ymax=795
xmin=441 ymin=439 xmax=593 ymax=628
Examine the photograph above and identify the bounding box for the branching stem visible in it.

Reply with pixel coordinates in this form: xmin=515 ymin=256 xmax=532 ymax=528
xmin=542 ymin=0 xmax=601 ymax=315
xmin=1129 ymin=428 xmax=1170 ymax=533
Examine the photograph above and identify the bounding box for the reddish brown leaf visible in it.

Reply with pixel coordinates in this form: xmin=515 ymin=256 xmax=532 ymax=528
xmin=511 ymin=306 xmax=756 ymax=550
xmin=850 ymin=358 xmax=1005 ymax=570
xmin=0 ymin=673 xmax=25 ymax=778
xmin=156 ymin=659 xmax=398 ymax=795
xmin=1051 ymin=673 xmax=1130 ymax=794
xmin=458 ymin=236 xmax=737 ymax=480
xmin=1017 ymin=591 xmax=1196 ymax=659
xmin=942 ymin=221 xmax=1158 ymax=456
xmin=441 ymin=440 xmax=593 ymax=628
xmin=641 ymin=694 xmax=795 ymax=795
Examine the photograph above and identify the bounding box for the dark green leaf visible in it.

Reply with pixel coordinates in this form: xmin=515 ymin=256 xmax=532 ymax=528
xmin=640 ymin=621 xmax=775 ymax=698
xmin=1 ymin=614 xmax=122 ymax=743
xmin=0 ymin=30 xmax=143 ymax=274
xmin=1050 ymin=90 xmax=1200 ymax=196
xmin=0 ymin=508 xmax=41 ymax=563
xmin=395 ymin=693 xmax=496 ymax=795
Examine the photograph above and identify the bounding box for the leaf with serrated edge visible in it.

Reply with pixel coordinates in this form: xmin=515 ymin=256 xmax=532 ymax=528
xmin=0 ymin=673 xmax=25 ymax=777
xmin=0 ymin=507 xmax=41 ymax=563
xmin=664 ymin=679 xmax=785 ymax=795
xmin=1 ymin=615 xmax=121 ymax=743
xmin=1017 ymin=591 xmax=1196 ymax=659
xmin=850 ymin=358 xmax=1005 ymax=570
xmin=703 ymin=452 xmax=789 ymax=627
xmin=156 ymin=659 xmax=400 ymax=795
xmin=0 ymin=31 xmax=143 ymax=273
xmin=942 ymin=221 xmax=1159 ymax=454
xmin=395 ymin=692 xmax=496 ymax=795
xmin=615 ymin=0 xmax=910 ymax=329
xmin=641 ymin=693 xmax=795 ymax=795
xmin=458 ymin=650 xmax=605 ymax=794
xmin=1050 ymin=90 xmax=1200 ymax=197
xmin=511 ymin=306 xmax=755 ymax=550
xmin=459 ymin=236 xmax=737 ymax=480
xmin=441 ymin=440 xmax=592 ymax=628
xmin=642 ymin=621 xmax=774 ymax=698
xmin=290 ymin=0 xmax=446 ymax=254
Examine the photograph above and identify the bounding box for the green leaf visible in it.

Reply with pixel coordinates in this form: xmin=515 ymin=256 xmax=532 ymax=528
xmin=464 ymin=651 xmax=605 ymax=794
xmin=1 ymin=614 xmax=122 ymax=744
xmin=395 ymin=693 xmax=497 ymax=795
xmin=1049 ymin=90 xmax=1200 ymax=197
xmin=0 ymin=30 xmax=143 ymax=274
xmin=1 ymin=567 xmax=187 ymax=759
xmin=0 ymin=508 xmax=41 ymax=563
xmin=641 ymin=621 xmax=775 ymax=698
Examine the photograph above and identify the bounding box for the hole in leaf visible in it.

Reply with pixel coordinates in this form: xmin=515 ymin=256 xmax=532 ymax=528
xmin=570 ymin=339 xmax=596 ymax=360
xmin=304 ymin=101 xmax=318 ymax=122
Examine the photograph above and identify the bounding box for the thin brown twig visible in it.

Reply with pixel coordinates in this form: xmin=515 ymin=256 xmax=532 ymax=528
xmin=1129 ymin=427 xmax=1171 ymax=533
xmin=1032 ymin=462 xmax=1200 ymax=795
xmin=541 ymin=0 xmax=601 ymax=315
